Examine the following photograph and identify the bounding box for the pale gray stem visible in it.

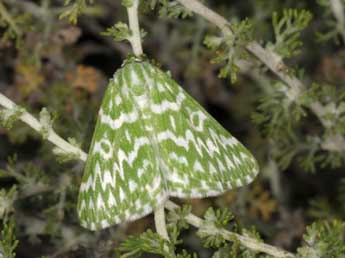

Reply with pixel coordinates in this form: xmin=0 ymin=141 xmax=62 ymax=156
xmin=154 ymin=204 xmax=169 ymax=240
xmin=126 ymin=0 xmax=143 ymax=56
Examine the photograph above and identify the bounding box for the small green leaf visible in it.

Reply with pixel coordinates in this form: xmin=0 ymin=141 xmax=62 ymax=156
xmin=39 ymin=108 xmax=53 ymax=139
xmin=101 ymin=22 xmax=132 ymax=42
xmin=0 ymin=186 xmax=17 ymax=219
xmin=204 ymin=207 xmax=234 ymax=228
xmin=157 ymin=0 xmax=193 ymax=19
xmin=59 ymin=0 xmax=94 ymax=24
xmin=204 ymin=19 xmax=253 ymax=83
xmin=268 ymin=9 xmax=312 ymax=58
xmin=197 ymin=223 xmax=227 ymax=248
xmin=197 ymin=208 xmax=235 ymax=248
xmin=177 ymin=250 xmax=198 ymax=258
xmin=118 ymin=230 xmax=175 ymax=258
xmin=0 ymin=106 xmax=24 ymax=129
xmin=297 ymin=220 xmax=345 ymax=257
xmin=204 ymin=35 xmax=223 ymax=50
xmin=167 ymin=204 xmax=191 ymax=230
xmin=167 ymin=205 xmax=191 ymax=244
xmin=122 ymin=0 xmax=134 ymax=8
xmin=0 ymin=218 xmax=19 ymax=258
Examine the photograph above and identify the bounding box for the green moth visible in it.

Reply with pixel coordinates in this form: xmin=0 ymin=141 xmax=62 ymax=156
xmin=77 ymin=58 xmax=259 ymax=230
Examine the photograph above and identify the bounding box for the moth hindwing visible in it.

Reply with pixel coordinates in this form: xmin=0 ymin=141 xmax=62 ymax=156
xmin=77 ymin=60 xmax=259 ymax=230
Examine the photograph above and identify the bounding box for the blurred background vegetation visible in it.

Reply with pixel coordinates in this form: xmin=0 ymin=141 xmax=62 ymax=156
xmin=1 ymin=0 xmax=345 ymax=257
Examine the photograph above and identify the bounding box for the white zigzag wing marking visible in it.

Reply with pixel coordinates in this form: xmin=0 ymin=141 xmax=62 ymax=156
xmin=140 ymin=63 xmax=259 ymax=198
xmin=99 ymin=108 xmax=139 ymax=130
xmin=78 ymin=62 xmax=168 ymax=231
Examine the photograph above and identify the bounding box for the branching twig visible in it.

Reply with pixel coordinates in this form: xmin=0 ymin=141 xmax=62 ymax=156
xmin=0 ymin=93 xmax=87 ymax=161
xmin=165 ymin=201 xmax=295 ymax=258
xmin=176 ymin=0 xmax=345 ymax=152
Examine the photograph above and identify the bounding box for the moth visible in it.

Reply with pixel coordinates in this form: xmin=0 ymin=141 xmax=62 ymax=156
xmin=78 ymin=58 xmax=259 ymax=230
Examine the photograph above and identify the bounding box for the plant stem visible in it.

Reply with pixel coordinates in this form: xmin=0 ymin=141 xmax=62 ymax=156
xmin=126 ymin=0 xmax=143 ymax=56
xmin=154 ymin=205 xmax=169 ymax=240
xmin=165 ymin=201 xmax=295 ymax=258
xmin=175 ymin=0 xmax=345 ymax=152
xmin=0 ymin=93 xmax=87 ymax=161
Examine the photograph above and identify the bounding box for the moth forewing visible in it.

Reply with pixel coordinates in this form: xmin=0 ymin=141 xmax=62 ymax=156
xmin=77 ymin=60 xmax=259 ymax=231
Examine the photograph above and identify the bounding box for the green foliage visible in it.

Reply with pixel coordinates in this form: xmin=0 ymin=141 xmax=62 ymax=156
xmin=0 ymin=187 xmax=17 ymax=219
xmin=39 ymin=108 xmax=54 ymax=139
xmin=297 ymin=220 xmax=345 ymax=257
xmin=252 ymin=79 xmax=345 ymax=171
xmin=118 ymin=229 xmax=175 ymax=258
xmin=0 ymin=219 xmax=19 ymax=258
xmin=204 ymin=207 xmax=235 ymax=228
xmin=0 ymin=106 xmax=24 ymax=130
xmin=59 ymin=0 xmax=94 ymax=24
xmin=167 ymin=205 xmax=191 ymax=244
xmin=238 ymin=229 xmax=265 ymax=258
xmin=0 ymin=2 xmax=31 ymax=47
xmin=118 ymin=207 xmax=262 ymax=257
xmin=251 ymin=81 xmax=308 ymax=141
xmin=197 ymin=209 xmax=265 ymax=257
xmin=212 ymin=244 xmax=234 ymax=258
xmin=167 ymin=204 xmax=191 ymax=229
xmin=177 ymin=250 xmax=198 ymax=258
xmin=210 ymin=229 xmax=269 ymax=258
xmin=102 ymin=22 xmax=132 ymax=42
xmin=268 ymin=9 xmax=312 ymax=58
xmin=212 ymin=241 xmax=261 ymax=258
xmin=147 ymin=0 xmax=193 ymax=19
xmin=316 ymin=0 xmax=345 ymax=43
xmin=299 ymin=83 xmax=345 ymax=170
xmin=197 ymin=208 xmax=236 ymax=248
xmin=311 ymin=83 xmax=345 ymax=133
xmin=204 ymin=19 xmax=253 ymax=83
xmin=101 ymin=22 xmax=147 ymax=43
xmin=0 ymin=157 xmax=53 ymax=201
